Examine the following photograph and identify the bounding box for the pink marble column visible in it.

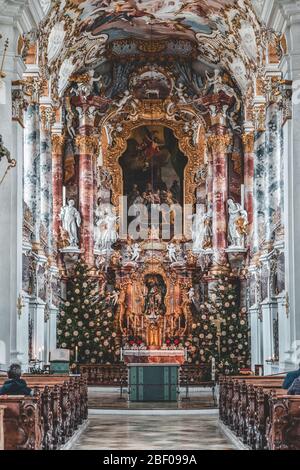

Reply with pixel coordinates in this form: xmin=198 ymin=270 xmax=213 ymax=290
xmin=76 ymin=135 xmax=98 ymax=266
xmin=51 ymin=134 xmax=64 ymax=252
xmin=242 ymin=132 xmax=255 ymax=246
xmin=207 ymin=133 xmax=232 ymax=264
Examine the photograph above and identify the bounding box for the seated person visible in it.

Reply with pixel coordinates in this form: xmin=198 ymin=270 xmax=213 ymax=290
xmin=0 ymin=363 xmax=32 ymax=396
xmin=288 ymin=376 xmax=300 ymax=396
xmin=282 ymin=363 xmax=300 ymax=389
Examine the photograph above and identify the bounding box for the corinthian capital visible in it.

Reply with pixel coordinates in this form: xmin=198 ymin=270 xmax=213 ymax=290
xmin=40 ymin=106 xmax=55 ymax=132
xmin=207 ymin=134 xmax=232 ymax=154
xmin=51 ymin=134 xmax=65 ymax=153
xmin=242 ymin=132 xmax=254 ymax=154
xmin=75 ymin=135 xmax=99 ymax=155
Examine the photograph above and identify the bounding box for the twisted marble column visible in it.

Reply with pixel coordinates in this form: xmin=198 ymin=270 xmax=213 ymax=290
xmin=40 ymin=105 xmax=53 ymax=254
xmin=51 ymin=134 xmax=64 ymax=252
xmin=207 ymin=133 xmax=232 ymax=261
xmin=242 ymin=131 xmax=255 ymax=247
xmin=264 ymin=103 xmax=284 ymax=244
xmin=76 ymin=135 xmax=98 ymax=266
xmin=24 ymin=103 xmax=41 ymax=245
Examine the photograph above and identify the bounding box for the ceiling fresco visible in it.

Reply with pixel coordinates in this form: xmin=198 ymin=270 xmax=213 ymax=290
xmin=37 ymin=0 xmax=281 ymax=101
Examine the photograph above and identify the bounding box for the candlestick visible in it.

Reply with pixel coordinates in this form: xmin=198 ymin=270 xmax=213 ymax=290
xmin=241 ymin=184 xmax=245 ymax=209
xmin=211 ymin=357 xmax=216 ymax=381
xmin=62 ymin=185 xmax=66 ymax=206
xmin=75 ymin=346 xmax=78 ymax=363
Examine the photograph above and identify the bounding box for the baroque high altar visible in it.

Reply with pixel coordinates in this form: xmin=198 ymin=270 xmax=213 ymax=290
xmin=54 ymin=65 xmax=251 ymax=357
xmin=13 ymin=0 xmax=289 ymax=371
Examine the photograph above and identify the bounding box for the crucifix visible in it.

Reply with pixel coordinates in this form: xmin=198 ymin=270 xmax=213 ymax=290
xmin=211 ymin=314 xmax=226 ymax=356
xmin=17 ymin=294 xmax=25 ymax=320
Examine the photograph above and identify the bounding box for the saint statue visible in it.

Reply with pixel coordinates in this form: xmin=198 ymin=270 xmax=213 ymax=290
xmin=192 ymin=208 xmax=212 ymax=251
xmin=167 ymin=243 xmax=178 ymax=263
xmin=94 ymin=205 xmax=119 ymax=251
xmin=227 ymin=199 xmax=248 ymax=248
xmin=144 ymin=275 xmax=166 ymax=319
xmin=130 ymin=243 xmax=141 ymax=262
xmin=60 ymin=200 xmax=81 ymax=248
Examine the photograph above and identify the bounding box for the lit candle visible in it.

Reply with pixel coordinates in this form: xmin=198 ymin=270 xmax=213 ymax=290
xmin=63 ymin=186 xmax=67 ymax=206
xmin=75 ymin=346 xmax=78 ymax=362
xmin=212 ymin=357 xmax=216 ymax=381
xmin=241 ymin=184 xmax=245 ymax=209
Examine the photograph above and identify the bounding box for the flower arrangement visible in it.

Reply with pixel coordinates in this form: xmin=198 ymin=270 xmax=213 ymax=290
xmin=124 ymin=336 xmax=147 ymax=350
xmin=162 ymin=337 xmax=184 ymax=350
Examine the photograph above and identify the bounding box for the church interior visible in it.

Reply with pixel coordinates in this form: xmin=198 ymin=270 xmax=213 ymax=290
xmin=0 ymin=0 xmax=300 ymax=452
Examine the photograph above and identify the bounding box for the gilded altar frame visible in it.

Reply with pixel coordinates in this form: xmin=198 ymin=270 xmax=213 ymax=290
xmin=100 ymin=99 xmax=206 ymax=207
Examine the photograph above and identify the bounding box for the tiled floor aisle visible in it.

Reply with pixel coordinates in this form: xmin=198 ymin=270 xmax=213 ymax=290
xmin=72 ymin=414 xmax=237 ymax=450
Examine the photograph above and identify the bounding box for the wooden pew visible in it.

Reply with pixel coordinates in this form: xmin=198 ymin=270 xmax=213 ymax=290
xmin=0 ymin=405 xmax=5 ymax=450
xmin=220 ymin=375 xmax=300 ymax=450
xmin=0 ymin=395 xmax=43 ymax=450
xmin=0 ymin=375 xmax=88 ymax=450
xmin=266 ymin=395 xmax=300 ymax=450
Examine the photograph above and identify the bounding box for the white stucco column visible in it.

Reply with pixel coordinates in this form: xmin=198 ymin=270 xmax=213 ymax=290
xmin=261 ymin=0 xmax=300 ymax=369
xmin=0 ymin=27 xmax=25 ymax=369
xmin=261 ymin=300 xmax=278 ymax=375
xmin=0 ymin=0 xmax=47 ymax=369
xmin=29 ymin=299 xmax=46 ymax=365
xmin=249 ymin=306 xmax=262 ymax=369
xmin=277 ymin=293 xmax=292 ymax=369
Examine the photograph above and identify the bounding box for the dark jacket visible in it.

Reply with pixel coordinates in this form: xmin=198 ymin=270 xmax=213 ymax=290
xmin=288 ymin=376 xmax=300 ymax=395
xmin=282 ymin=369 xmax=300 ymax=390
xmin=0 ymin=379 xmax=32 ymax=396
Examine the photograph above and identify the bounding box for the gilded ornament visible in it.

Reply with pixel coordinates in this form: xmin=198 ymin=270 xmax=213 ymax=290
xmin=207 ymin=134 xmax=232 ymax=154
xmin=242 ymin=132 xmax=254 ymax=153
xmin=51 ymin=134 xmax=65 ymax=153
xmin=75 ymin=135 xmax=99 ymax=155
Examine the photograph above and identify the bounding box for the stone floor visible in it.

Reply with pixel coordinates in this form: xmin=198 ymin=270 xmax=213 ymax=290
xmin=88 ymin=387 xmax=217 ymax=410
xmin=72 ymin=413 xmax=237 ymax=450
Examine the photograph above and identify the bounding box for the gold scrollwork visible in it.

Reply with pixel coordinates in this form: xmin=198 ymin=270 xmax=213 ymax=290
xmin=100 ymin=100 xmax=205 ymax=207
xmin=207 ymin=134 xmax=232 ymax=154
xmin=242 ymin=132 xmax=255 ymax=154
xmin=51 ymin=134 xmax=65 ymax=154
xmin=75 ymin=135 xmax=99 ymax=155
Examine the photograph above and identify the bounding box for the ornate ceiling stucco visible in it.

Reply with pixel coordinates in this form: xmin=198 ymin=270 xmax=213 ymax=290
xmin=0 ymin=0 xmax=48 ymax=32
xmin=37 ymin=0 xmax=281 ymax=102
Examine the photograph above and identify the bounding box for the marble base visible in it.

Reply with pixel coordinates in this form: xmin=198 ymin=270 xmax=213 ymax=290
xmin=123 ymin=349 xmax=185 ymax=364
